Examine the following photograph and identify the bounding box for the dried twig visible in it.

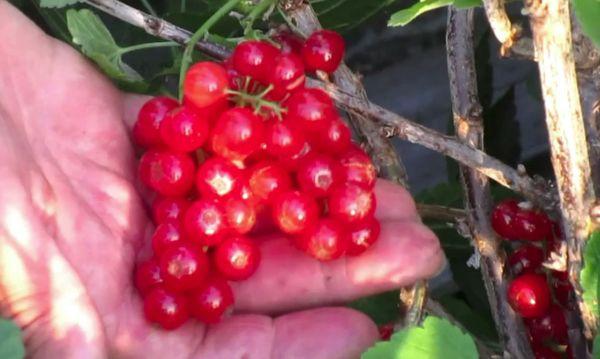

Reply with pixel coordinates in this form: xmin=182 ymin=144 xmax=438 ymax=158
xmin=481 ymin=0 xmax=522 ymax=55
xmin=525 ymin=0 xmax=596 ymax=353
xmin=446 ymin=8 xmax=532 ymax=358
xmin=417 ymin=204 xmax=465 ymax=222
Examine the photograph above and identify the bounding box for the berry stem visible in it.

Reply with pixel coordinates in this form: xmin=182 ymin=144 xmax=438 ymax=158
xmin=178 ymin=0 xmax=242 ymax=101
xmin=243 ymin=0 xmax=276 ymax=35
xmin=226 ymin=88 xmax=284 ymax=116
xmin=118 ymin=41 xmax=179 ymax=55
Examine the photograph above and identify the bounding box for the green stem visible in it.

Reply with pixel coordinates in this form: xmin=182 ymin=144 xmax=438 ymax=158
xmin=178 ymin=0 xmax=242 ymax=101
xmin=244 ymin=0 xmax=276 ymax=35
xmin=118 ymin=41 xmax=179 ymax=56
xmin=181 ymin=0 xmax=186 ymax=12
xmin=140 ymin=0 xmax=157 ymax=16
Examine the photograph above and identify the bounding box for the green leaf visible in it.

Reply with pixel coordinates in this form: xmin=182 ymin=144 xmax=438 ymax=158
xmin=348 ymin=291 xmax=400 ymax=325
xmin=581 ymin=230 xmax=600 ymax=319
xmin=454 ymin=0 xmax=481 ymax=8
xmin=361 ymin=316 xmax=478 ymax=359
xmin=66 ymin=9 xmax=147 ymax=91
xmin=593 ymin=334 xmax=600 ymax=359
xmin=388 ymin=0 xmax=453 ymax=27
xmin=40 ymin=0 xmax=78 ymax=8
xmin=573 ymin=0 xmax=600 ymax=48
xmin=312 ymin=0 xmax=397 ymax=31
xmin=438 ymin=296 xmax=499 ymax=347
xmin=0 ymin=318 xmax=24 ymax=359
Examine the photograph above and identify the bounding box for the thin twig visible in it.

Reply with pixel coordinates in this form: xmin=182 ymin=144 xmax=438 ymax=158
xmin=80 ymin=0 xmax=556 ymax=210
xmin=481 ymin=0 xmax=521 ymax=55
xmin=446 ymin=8 xmax=532 ymax=358
xmin=417 ymin=204 xmax=466 ymax=222
xmin=525 ymin=0 xmax=596 ymax=353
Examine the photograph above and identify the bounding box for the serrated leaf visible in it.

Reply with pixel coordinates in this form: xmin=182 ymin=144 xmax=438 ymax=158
xmin=66 ymin=9 xmax=146 ymax=89
xmin=348 ymin=291 xmax=400 ymax=325
xmin=0 ymin=318 xmax=24 ymax=359
xmin=361 ymin=316 xmax=478 ymax=359
xmin=40 ymin=0 xmax=78 ymax=8
xmin=581 ymin=230 xmax=600 ymax=318
xmin=573 ymin=0 xmax=600 ymax=48
xmin=388 ymin=0 xmax=453 ymax=27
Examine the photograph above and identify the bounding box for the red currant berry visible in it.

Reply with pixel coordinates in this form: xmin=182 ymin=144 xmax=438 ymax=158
xmin=272 ymin=191 xmax=319 ymax=235
xmin=531 ymin=343 xmax=562 ymax=359
xmin=143 ymin=287 xmax=189 ymax=330
xmin=159 ymin=244 xmax=209 ymax=292
xmin=338 ymin=146 xmax=377 ymax=189
xmin=133 ymin=96 xmax=178 ymax=148
xmin=184 ymin=199 xmax=229 ymax=246
xmin=507 ymin=273 xmax=551 ymax=318
xmin=491 ymin=199 xmax=520 ymax=240
xmin=138 ymin=150 xmax=195 ymax=196
xmin=214 ymin=236 xmax=261 ymax=281
xmin=285 ymin=88 xmax=337 ymax=133
xmin=347 ymin=218 xmax=381 ymax=256
xmin=231 ymin=40 xmax=279 ymax=83
xmin=159 ymin=106 xmax=209 ymax=152
xmin=248 ymin=161 xmax=292 ymax=203
xmin=267 ymin=53 xmax=305 ymax=100
xmin=525 ymin=305 xmax=568 ymax=345
xmin=210 ymin=107 xmax=266 ymax=162
xmin=514 ymin=209 xmax=552 ymax=241
xmin=188 ymin=277 xmax=234 ymax=324
xmin=297 ymin=218 xmax=348 ymax=261
xmin=184 ymin=62 xmax=229 ymax=109
xmin=196 ymin=157 xmax=242 ymax=198
xmin=152 ymin=197 xmax=191 ymax=223
xmin=508 ymin=245 xmax=544 ymax=276
xmin=301 ymin=30 xmax=345 ymax=74
xmin=296 ymin=153 xmax=342 ymax=197
xmin=273 ymin=31 xmax=303 ymax=55
xmin=152 ymin=220 xmax=187 ymax=255
xmin=378 ymin=323 xmax=394 ymax=341
xmin=312 ymin=118 xmax=351 ymax=155
xmin=328 ymin=183 xmax=376 ymax=224
xmin=264 ymin=120 xmax=307 ymax=159
xmin=135 ymin=259 xmax=164 ymax=295
xmin=223 ymin=196 xmax=257 ymax=234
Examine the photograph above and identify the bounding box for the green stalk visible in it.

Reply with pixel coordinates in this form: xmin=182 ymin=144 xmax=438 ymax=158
xmin=244 ymin=0 xmax=276 ymax=35
xmin=178 ymin=0 xmax=242 ymax=100
xmin=140 ymin=0 xmax=157 ymax=16
xmin=118 ymin=41 xmax=179 ymax=56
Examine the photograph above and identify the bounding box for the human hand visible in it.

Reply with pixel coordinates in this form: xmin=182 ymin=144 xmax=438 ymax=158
xmin=0 ymin=2 xmax=443 ymax=358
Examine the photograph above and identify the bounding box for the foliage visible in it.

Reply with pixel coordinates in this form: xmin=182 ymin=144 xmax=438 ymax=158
xmin=0 ymin=319 xmax=25 ymax=359
xmin=573 ymin=0 xmax=600 ymax=48
xmin=361 ymin=316 xmax=478 ymax=359
xmin=581 ymin=230 xmax=600 ymax=319
xmin=387 ymin=0 xmax=481 ymax=27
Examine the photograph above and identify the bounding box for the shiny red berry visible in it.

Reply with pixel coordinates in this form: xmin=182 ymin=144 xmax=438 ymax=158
xmin=267 ymin=52 xmax=305 ymax=100
xmin=347 ymin=218 xmax=381 ymax=256
xmin=312 ymin=118 xmax=351 ymax=155
xmin=152 ymin=197 xmax=191 ymax=223
xmin=138 ymin=150 xmax=195 ymax=196
xmin=184 ymin=199 xmax=229 ymax=246
xmin=214 ymin=236 xmax=261 ymax=281
xmin=152 ymin=220 xmax=187 ymax=255
xmin=507 ymin=273 xmax=551 ymax=318
xmin=159 ymin=244 xmax=209 ymax=292
xmin=159 ymin=106 xmax=209 ymax=152
xmin=264 ymin=120 xmax=307 ymax=159
xmin=223 ymin=196 xmax=257 ymax=234
xmin=328 ymin=183 xmax=376 ymax=225
xmin=301 ymin=30 xmax=345 ymax=73
xmin=297 ymin=218 xmax=347 ymax=261
xmin=491 ymin=199 xmax=520 ymax=239
xmin=188 ymin=277 xmax=234 ymax=323
xmin=184 ymin=62 xmax=229 ymax=109
xmin=210 ymin=107 xmax=266 ymax=162
xmin=514 ymin=209 xmax=552 ymax=241
xmin=285 ymin=88 xmax=337 ymax=133
xmin=272 ymin=191 xmax=319 ymax=235
xmin=133 ymin=96 xmax=178 ymax=148
xmin=338 ymin=147 xmax=377 ymax=189
xmin=248 ymin=161 xmax=292 ymax=203
xmin=135 ymin=259 xmax=164 ymax=295
xmin=231 ymin=40 xmax=279 ymax=83
xmin=143 ymin=287 xmax=189 ymax=330
xmin=296 ymin=153 xmax=342 ymax=197
xmin=196 ymin=157 xmax=242 ymax=198
xmin=378 ymin=323 xmax=394 ymax=341
xmin=525 ymin=305 xmax=568 ymax=345
xmin=273 ymin=31 xmax=303 ymax=55
xmin=508 ymin=245 xmax=544 ymax=276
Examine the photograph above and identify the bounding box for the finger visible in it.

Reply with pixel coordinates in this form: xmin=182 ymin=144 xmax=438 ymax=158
xmin=233 ymin=220 xmax=444 ymax=313
xmin=374 ymin=179 xmax=418 ymax=221
xmin=123 ymin=93 xmax=152 ymax=130
xmin=197 ymin=308 xmax=377 ymax=359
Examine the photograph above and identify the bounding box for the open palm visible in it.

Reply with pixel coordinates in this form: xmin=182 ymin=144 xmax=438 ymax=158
xmin=0 ymin=2 xmax=443 ymax=358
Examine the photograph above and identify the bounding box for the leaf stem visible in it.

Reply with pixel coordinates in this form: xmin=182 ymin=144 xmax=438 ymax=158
xmin=177 ymin=0 xmax=242 ymax=101
xmin=244 ymin=0 xmax=276 ymax=35
xmin=118 ymin=41 xmax=179 ymax=55
xmin=139 ymin=0 xmax=157 ymax=16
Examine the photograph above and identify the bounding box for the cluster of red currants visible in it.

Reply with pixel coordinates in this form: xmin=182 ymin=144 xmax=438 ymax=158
xmin=131 ymin=29 xmax=381 ymax=330
xmin=492 ymin=199 xmax=574 ymax=358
